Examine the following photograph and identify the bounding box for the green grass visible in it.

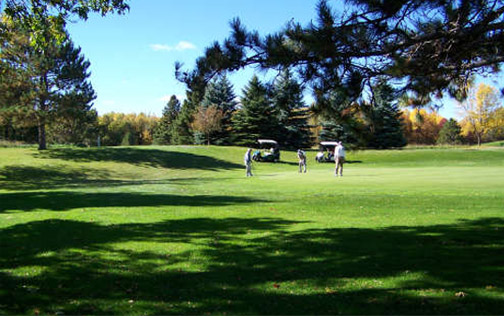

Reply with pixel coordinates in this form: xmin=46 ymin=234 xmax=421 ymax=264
xmin=482 ymin=140 xmax=504 ymax=147
xmin=1 ymin=145 xmax=503 ymax=315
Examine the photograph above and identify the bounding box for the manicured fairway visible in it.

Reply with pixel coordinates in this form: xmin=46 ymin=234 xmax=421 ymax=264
xmin=1 ymin=146 xmax=503 ymax=314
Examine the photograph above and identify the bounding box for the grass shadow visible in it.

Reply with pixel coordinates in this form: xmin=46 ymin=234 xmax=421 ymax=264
xmin=345 ymin=160 xmax=363 ymax=164
xmin=0 ymin=191 xmax=266 ymax=212
xmin=34 ymin=147 xmax=242 ymax=170
xmin=0 ymin=165 xmax=232 ymax=191
xmin=0 ymin=217 xmax=503 ymax=314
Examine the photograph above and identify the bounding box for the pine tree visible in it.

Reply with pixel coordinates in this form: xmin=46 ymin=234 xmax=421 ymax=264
xmin=318 ymin=121 xmax=359 ymax=145
xmin=170 ymin=99 xmax=196 ymax=145
xmin=232 ymin=76 xmax=280 ymax=146
xmin=179 ymin=1 xmax=504 ymax=111
xmin=365 ymin=81 xmax=407 ymax=149
xmin=153 ymin=95 xmax=180 ymax=144
xmin=315 ymin=88 xmax=363 ymax=147
xmin=271 ymin=69 xmax=311 ymax=149
xmin=1 ymin=22 xmax=96 ymax=149
xmin=200 ymin=75 xmax=237 ymax=144
xmin=437 ymin=118 xmax=463 ymax=145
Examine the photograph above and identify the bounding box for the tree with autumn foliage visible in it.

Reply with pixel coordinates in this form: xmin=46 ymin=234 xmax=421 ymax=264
xmin=192 ymin=105 xmax=224 ymax=145
xmin=98 ymin=112 xmax=158 ymax=146
xmin=402 ymin=109 xmax=446 ymax=145
xmin=487 ymin=107 xmax=504 ymax=141
xmin=458 ymin=83 xmax=502 ymax=146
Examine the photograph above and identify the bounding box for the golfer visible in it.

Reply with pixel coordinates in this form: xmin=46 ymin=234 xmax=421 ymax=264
xmin=334 ymin=141 xmax=345 ymax=177
xmin=297 ymin=149 xmax=307 ymax=173
xmin=244 ymin=148 xmax=253 ymax=177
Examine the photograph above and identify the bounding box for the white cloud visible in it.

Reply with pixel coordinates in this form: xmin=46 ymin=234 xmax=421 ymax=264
xmin=175 ymin=41 xmax=196 ymax=51
xmin=150 ymin=41 xmax=196 ymax=52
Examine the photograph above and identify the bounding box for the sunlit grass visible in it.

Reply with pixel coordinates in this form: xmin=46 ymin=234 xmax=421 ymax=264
xmin=0 ymin=145 xmax=503 ymax=314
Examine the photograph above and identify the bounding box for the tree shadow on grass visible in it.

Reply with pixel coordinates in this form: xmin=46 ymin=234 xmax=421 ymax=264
xmin=345 ymin=160 xmax=363 ymax=164
xmin=0 ymin=217 xmax=503 ymax=314
xmin=0 ymin=165 xmax=232 ymax=191
xmin=0 ymin=191 xmax=266 ymax=212
xmin=34 ymin=147 xmax=242 ymax=170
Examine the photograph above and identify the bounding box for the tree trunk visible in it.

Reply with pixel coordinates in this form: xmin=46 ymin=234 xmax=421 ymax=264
xmin=38 ymin=118 xmax=47 ymax=150
xmin=476 ymin=133 xmax=481 ymax=146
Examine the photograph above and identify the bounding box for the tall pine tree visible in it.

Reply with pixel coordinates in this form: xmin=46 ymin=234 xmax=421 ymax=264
xmin=364 ymin=80 xmax=407 ymax=149
xmin=315 ymin=88 xmax=363 ymax=147
xmin=271 ymin=69 xmax=311 ymax=149
xmin=232 ymin=76 xmax=280 ymax=146
xmin=153 ymin=95 xmax=181 ymax=144
xmin=200 ymin=75 xmax=237 ymax=144
xmin=1 ymin=21 xmax=96 ymax=149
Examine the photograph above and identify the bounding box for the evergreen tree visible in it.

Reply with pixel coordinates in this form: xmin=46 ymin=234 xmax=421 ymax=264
xmin=1 ymin=22 xmax=96 ymax=149
xmin=201 ymin=75 xmax=237 ymax=113
xmin=180 ymin=1 xmax=504 ymax=111
xmin=437 ymin=118 xmax=464 ymax=145
xmin=318 ymin=121 xmax=359 ymax=145
xmin=315 ymin=88 xmax=363 ymax=147
xmin=200 ymin=75 xmax=237 ymax=144
xmin=232 ymin=76 xmax=280 ymax=146
xmin=364 ymin=81 xmax=407 ymax=149
xmin=271 ymin=69 xmax=311 ymax=149
xmin=153 ymin=95 xmax=180 ymax=144
xmin=170 ymin=98 xmax=196 ymax=145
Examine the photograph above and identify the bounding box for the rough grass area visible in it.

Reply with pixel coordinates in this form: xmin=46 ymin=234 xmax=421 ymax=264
xmin=1 ymin=146 xmax=503 ymax=315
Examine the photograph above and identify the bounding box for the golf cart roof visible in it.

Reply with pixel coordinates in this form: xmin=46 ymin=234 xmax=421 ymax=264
xmin=257 ymin=139 xmax=278 ymax=145
xmin=320 ymin=141 xmax=339 ymax=146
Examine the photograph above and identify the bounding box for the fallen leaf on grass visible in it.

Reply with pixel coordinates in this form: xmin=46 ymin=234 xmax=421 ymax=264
xmin=325 ymin=287 xmax=337 ymax=294
xmin=273 ymin=283 xmax=280 ymax=289
xmin=455 ymin=291 xmax=466 ymax=297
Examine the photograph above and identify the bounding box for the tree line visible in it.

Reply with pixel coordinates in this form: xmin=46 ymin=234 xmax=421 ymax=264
xmin=2 ymin=0 xmax=503 ymax=149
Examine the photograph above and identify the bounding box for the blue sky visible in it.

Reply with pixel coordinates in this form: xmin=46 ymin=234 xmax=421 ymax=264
xmin=66 ymin=0 xmax=502 ymax=119
xmin=66 ymin=0 xmax=319 ymax=117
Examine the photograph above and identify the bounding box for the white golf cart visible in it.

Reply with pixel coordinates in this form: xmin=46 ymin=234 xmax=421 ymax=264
xmin=252 ymin=139 xmax=280 ymax=162
xmin=315 ymin=141 xmax=339 ymax=162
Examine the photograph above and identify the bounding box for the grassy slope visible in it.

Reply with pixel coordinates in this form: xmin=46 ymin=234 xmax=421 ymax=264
xmin=0 ymin=146 xmax=503 ymax=315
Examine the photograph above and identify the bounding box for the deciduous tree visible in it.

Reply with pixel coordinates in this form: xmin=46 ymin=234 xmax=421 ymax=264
xmin=1 ymin=0 xmax=129 ymax=47
xmin=192 ymin=105 xmax=224 ymax=145
xmin=459 ymin=83 xmax=501 ymax=146
xmin=402 ymin=109 xmax=445 ymax=145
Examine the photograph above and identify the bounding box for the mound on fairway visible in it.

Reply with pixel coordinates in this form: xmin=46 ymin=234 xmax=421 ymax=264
xmin=1 ymin=146 xmax=503 ymax=315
